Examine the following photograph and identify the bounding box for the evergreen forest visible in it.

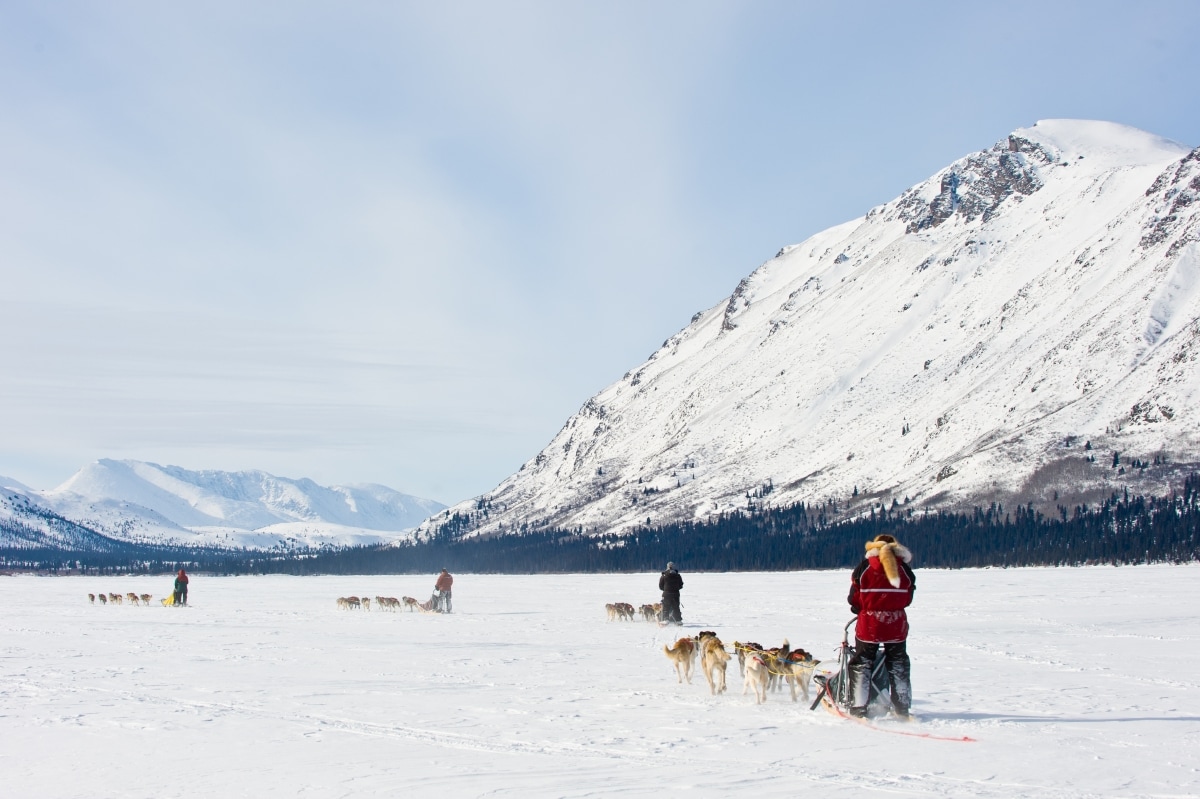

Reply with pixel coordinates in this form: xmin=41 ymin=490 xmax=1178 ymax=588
xmin=4 ymin=474 xmax=1199 ymax=576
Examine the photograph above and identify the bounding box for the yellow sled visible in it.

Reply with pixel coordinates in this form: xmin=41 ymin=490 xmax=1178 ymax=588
xmin=161 ymin=594 xmax=175 ymax=606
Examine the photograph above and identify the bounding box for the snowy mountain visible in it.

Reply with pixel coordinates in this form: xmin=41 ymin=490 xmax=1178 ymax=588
xmin=421 ymin=119 xmax=1200 ymax=540
xmin=2 ymin=460 xmax=445 ymax=550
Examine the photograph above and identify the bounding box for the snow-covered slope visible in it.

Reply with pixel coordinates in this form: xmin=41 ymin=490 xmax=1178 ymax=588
xmin=423 ymin=120 xmax=1200 ymax=539
xmin=16 ymin=460 xmax=446 ymax=549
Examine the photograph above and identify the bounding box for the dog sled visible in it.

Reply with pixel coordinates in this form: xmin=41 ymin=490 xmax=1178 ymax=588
xmin=419 ymin=589 xmax=451 ymax=614
xmin=810 ymin=618 xmax=890 ymax=718
xmin=811 ymin=618 xmax=979 ymax=743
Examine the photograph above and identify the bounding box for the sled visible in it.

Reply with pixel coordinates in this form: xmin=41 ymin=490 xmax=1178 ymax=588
xmin=810 ymin=618 xmax=890 ymax=717
xmin=810 ymin=619 xmax=979 ymax=742
xmin=420 ymin=589 xmax=452 ymax=613
xmin=161 ymin=594 xmax=175 ymax=607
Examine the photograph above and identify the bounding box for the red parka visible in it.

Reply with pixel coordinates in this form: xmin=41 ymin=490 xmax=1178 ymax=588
xmin=848 ymin=539 xmax=915 ymax=644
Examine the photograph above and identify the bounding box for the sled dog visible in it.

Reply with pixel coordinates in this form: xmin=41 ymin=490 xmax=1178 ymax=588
xmin=663 ymin=637 xmax=697 ymax=684
xmin=743 ymin=652 xmax=769 ymax=704
xmin=700 ymin=635 xmax=731 ymax=695
xmin=773 ymin=641 xmax=820 ymax=702
xmin=733 ymin=641 xmax=764 ymax=676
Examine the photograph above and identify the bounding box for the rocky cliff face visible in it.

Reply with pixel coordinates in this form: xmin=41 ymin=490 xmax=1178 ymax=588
xmin=421 ymin=120 xmax=1200 ymax=541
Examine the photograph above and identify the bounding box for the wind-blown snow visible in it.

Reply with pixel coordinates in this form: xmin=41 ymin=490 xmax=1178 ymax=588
xmin=423 ymin=120 xmax=1200 ymax=539
xmin=3 ymin=565 xmax=1197 ymax=797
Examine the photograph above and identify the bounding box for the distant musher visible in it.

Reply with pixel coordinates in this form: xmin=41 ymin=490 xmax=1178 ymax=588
xmin=432 ymin=568 xmax=453 ymax=613
xmin=173 ymin=568 xmax=189 ymax=607
xmin=659 ymin=562 xmax=683 ymax=624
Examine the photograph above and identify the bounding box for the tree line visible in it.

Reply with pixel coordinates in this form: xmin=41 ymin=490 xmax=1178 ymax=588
xmin=4 ymin=474 xmax=1198 ymax=575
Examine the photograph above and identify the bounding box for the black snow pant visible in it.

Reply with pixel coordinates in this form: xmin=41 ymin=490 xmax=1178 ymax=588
xmin=660 ymin=592 xmax=681 ymax=624
xmin=173 ymin=587 xmax=187 ymax=606
xmin=849 ymin=639 xmax=910 ymax=714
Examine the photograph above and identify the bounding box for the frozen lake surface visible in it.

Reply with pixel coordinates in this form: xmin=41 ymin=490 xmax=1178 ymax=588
xmin=3 ymin=565 xmax=1199 ymax=798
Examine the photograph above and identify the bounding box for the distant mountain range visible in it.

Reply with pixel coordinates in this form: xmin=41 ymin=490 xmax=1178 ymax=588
xmin=419 ymin=119 xmax=1200 ymax=540
xmin=0 ymin=460 xmax=445 ymax=551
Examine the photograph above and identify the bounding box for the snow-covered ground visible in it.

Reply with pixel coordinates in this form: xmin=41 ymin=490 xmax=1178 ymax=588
xmin=3 ymin=565 xmax=1198 ymax=798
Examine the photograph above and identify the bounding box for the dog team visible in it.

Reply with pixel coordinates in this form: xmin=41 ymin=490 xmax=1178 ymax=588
xmin=604 ymin=602 xmax=662 ymax=622
xmin=88 ymin=592 xmax=154 ymax=606
xmin=663 ymin=632 xmax=820 ymax=703
xmin=336 ymin=569 xmax=454 ymax=614
xmin=336 ymin=595 xmax=408 ymax=611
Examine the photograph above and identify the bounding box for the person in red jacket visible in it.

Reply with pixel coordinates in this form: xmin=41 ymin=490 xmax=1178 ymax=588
xmin=847 ymin=534 xmax=915 ymax=718
xmin=433 ymin=569 xmax=453 ymax=613
xmin=173 ymin=568 xmax=190 ymax=607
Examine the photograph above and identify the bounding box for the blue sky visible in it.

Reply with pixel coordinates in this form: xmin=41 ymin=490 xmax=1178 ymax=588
xmin=2 ymin=1 xmax=1198 ymax=504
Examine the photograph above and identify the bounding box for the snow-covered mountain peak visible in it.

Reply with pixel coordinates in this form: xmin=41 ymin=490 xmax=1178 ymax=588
xmin=419 ymin=121 xmax=1200 ymax=542
xmin=28 ymin=459 xmax=446 ymax=549
xmin=1016 ymin=119 xmax=1190 ymax=167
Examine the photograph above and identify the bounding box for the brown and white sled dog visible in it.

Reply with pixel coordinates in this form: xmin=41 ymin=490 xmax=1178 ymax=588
xmin=742 ymin=651 xmax=770 ymax=704
xmin=700 ymin=635 xmax=731 ymax=695
xmin=401 ymin=596 xmax=420 ymax=612
xmin=606 ymin=602 xmax=635 ymax=621
xmin=773 ymin=640 xmax=820 ymax=702
xmin=663 ymin=637 xmax=697 ymax=684
xmin=733 ymin=641 xmax=764 ymax=676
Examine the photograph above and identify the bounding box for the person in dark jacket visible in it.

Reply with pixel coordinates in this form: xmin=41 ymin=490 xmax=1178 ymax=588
xmin=658 ymin=562 xmax=683 ymax=624
xmin=847 ymin=534 xmax=915 ymax=718
xmin=173 ymin=568 xmax=190 ymax=607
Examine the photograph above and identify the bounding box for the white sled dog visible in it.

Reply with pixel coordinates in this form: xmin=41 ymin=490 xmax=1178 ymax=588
xmin=743 ymin=652 xmax=770 ymax=704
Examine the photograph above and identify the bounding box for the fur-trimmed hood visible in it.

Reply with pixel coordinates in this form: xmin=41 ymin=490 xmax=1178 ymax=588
xmin=865 ymin=538 xmax=912 ymax=588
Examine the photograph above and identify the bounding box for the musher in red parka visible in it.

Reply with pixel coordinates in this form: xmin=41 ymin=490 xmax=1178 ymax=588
xmin=433 ymin=569 xmax=453 ymax=612
xmin=847 ymin=534 xmax=915 ymax=718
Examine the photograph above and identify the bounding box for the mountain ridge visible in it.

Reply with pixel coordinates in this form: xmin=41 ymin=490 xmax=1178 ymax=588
xmin=2 ymin=460 xmax=445 ymax=550
xmin=419 ymin=119 xmax=1200 ymax=540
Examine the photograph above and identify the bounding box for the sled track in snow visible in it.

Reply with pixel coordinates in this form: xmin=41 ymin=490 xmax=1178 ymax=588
xmin=922 ymin=634 xmax=1200 ymax=692
xmin=8 ymin=676 xmax=1135 ymax=799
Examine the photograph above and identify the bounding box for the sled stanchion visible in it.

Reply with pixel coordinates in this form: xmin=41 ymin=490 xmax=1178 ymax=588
xmin=809 ymin=679 xmax=829 ymax=712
